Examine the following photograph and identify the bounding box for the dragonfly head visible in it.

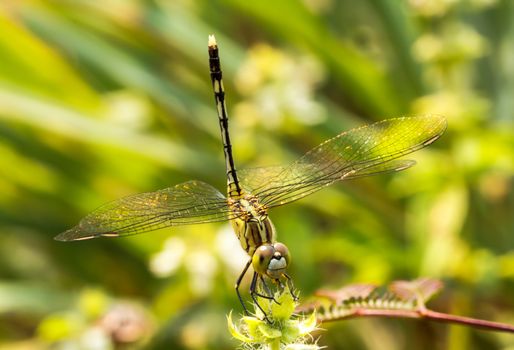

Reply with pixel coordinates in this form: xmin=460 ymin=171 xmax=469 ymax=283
xmin=252 ymin=242 xmax=290 ymax=279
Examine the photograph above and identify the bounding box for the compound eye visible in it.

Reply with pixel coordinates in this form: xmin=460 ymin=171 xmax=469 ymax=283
xmin=273 ymin=242 xmax=290 ymax=265
xmin=252 ymin=245 xmax=274 ymax=275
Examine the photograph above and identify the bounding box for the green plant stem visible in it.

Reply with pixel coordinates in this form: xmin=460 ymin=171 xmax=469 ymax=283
xmin=269 ymin=339 xmax=280 ymax=350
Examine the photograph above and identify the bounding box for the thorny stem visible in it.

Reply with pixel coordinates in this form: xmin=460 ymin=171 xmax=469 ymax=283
xmin=423 ymin=309 xmax=514 ymax=333
xmin=319 ymin=307 xmax=514 ymax=333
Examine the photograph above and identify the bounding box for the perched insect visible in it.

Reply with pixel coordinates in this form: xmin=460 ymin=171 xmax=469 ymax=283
xmin=56 ymin=35 xmax=446 ymax=321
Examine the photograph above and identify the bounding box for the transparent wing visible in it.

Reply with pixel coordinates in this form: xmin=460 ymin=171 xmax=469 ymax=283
xmin=238 ymin=160 xmax=416 ymax=203
xmin=55 ymin=180 xmax=230 ymax=241
xmin=239 ymin=166 xmax=285 ymax=194
xmin=239 ymin=116 xmax=446 ymax=208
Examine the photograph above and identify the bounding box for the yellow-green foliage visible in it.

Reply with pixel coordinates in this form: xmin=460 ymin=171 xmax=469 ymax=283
xmin=0 ymin=1 xmax=512 ymax=349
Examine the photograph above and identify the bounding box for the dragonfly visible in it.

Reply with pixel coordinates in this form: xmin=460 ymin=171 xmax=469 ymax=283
xmin=56 ymin=35 xmax=447 ymax=321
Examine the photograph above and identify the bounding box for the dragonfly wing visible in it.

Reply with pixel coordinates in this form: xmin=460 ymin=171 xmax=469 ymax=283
xmin=238 ymin=161 xmax=415 ymax=204
xmin=241 ymin=116 xmax=446 ymax=208
xmin=341 ymin=159 xmax=416 ymax=180
xmin=55 ymin=180 xmax=230 ymax=241
xmin=238 ymin=166 xmax=287 ymax=194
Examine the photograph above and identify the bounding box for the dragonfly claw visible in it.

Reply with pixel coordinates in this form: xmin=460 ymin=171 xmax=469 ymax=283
xmin=283 ymin=273 xmax=299 ymax=301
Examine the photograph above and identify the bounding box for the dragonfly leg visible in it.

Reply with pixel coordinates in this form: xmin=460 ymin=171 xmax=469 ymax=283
xmin=235 ymin=259 xmax=252 ymax=315
xmin=259 ymin=276 xmax=280 ymax=304
xmin=253 ymin=286 xmax=275 ymax=300
xmin=250 ymin=272 xmax=272 ymax=323
xmin=283 ymin=273 xmax=298 ymax=301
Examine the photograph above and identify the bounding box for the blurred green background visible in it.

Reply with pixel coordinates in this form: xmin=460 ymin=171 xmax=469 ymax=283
xmin=0 ymin=0 xmax=513 ymax=349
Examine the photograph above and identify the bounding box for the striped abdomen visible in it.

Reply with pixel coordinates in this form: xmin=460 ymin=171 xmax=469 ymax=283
xmin=209 ymin=38 xmax=242 ymax=199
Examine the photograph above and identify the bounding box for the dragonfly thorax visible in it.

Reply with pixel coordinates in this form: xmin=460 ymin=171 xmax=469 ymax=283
xmin=229 ymin=195 xmax=276 ymax=256
xmin=229 ymin=195 xmax=268 ymax=220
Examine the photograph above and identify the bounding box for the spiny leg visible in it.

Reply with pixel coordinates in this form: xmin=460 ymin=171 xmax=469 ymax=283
xmin=251 ymin=276 xmax=275 ymax=300
xmin=253 ymin=289 xmax=275 ymax=300
xmin=250 ymin=272 xmax=272 ymax=323
xmin=235 ymin=259 xmax=252 ymax=315
xmin=283 ymin=273 xmax=298 ymax=301
xmin=260 ymin=276 xmax=280 ymax=305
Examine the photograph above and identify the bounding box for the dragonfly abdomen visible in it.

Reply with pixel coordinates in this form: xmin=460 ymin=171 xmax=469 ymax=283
xmin=208 ymin=35 xmax=243 ymax=199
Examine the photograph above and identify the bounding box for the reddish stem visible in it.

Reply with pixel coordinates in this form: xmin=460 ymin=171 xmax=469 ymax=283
xmin=319 ymin=307 xmax=514 ymax=333
xmin=422 ymin=309 xmax=514 ymax=333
